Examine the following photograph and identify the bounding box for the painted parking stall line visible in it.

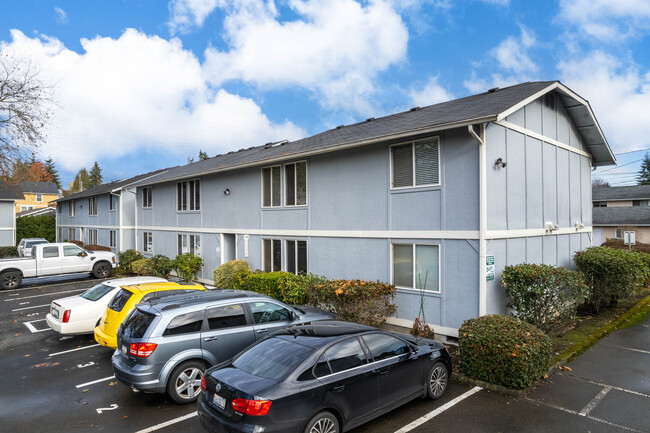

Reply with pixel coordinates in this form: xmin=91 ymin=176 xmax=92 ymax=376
xmin=24 ymin=319 xmax=52 ymax=333
xmin=12 ymin=304 xmax=50 ymax=312
xmin=76 ymin=375 xmax=115 ymax=388
xmin=50 ymin=344 xmax=101 ymax=356
xmin=579 ymin=386 xmax=611 ymax=416
xmin=134 ymin=412 xmax=198 ymax=433
xmin=5 ymin=288 xmax=86 ymax=301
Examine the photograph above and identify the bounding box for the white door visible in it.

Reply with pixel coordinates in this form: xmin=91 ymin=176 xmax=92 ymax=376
xmin=592 ymin=228 xmax=604 ymax=246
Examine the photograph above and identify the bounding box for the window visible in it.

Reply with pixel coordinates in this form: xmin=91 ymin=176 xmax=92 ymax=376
xmin=110 ymin=194 xmax=117 ymax=211
xmin=58 ymin=227 xmax=63 ymax=241
xmin=143 ymin=232 xmax=153 ymax=253
xmin=88 ymin=197 xmax=97 ymax=215
xmin=263 ymin=239 xmax=282 ymax=272
xmin=35 ymin=194 xmax=42 ymax=202
xmin=177 ymin=180 xmax=200 ymax=211
xmin=81 ymin=283 xmax=115 ymax=301
xmin=392 ymin=244 xmax=440 ymax=292
xmin=109 ymin=230 xmax=117 ymax=248
xmin=58 ymin=205 xmax=61 ymax=214
xmin=286 ymin=240 xmax=307 ymax=275
xmin=68 ymin=200 xmax=75 ymax=217
xmin=391 ymin=138 xmax=440 ymax=188
xmin=177 ymin=233 xmax=201 ymax=255
xmin=122 ymin=309 xmax=156 ymax=339
xmin=68 ymin=228 xmax=76 ymax=241
xmin=206 ymin=304 xmax=247 ymax=330
xmin=262 ymin=166 xmax=281 ymax=207
xmin=362 ymin=333 xmax=410 ymax=362
xmin=63 ymin=245 xmax=84 ymax=257
xmin=285 ymin=162 xmax=307 ymax=206
xmin=593 ymin=202 xmax=607 ymax=208
xmin=163 ymin=311 xmax=204 ymax=336
xmin=248 ymin=301 xmax=292 ymax=323
xmin=108 ymin=288 xmax=134 ymax=312
xmin=319 ymin=338 xmax=367 ymax=376
xmin=615 ymin=228 xmax=624 ymax=239
xmin=142 ymin=187 xmax=152 ymax=208
xmin=88 ymin=229 xmax=98 ymax=245
xmin=42 ymin=246 xmax=59 ymax=258
xmin=20 ymin=206 xmax=33 ymax=211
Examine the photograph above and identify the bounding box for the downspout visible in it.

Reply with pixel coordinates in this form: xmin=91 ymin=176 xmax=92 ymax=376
xmin=468 ymin=124 xmax=487 ymax=316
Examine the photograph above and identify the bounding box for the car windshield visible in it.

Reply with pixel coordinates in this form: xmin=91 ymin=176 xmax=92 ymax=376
xmin=233 ymin=338 xmax=313 ymax=380
xmin=108 ymin=288 xmax=134 ymax=312
xmin=81 ymin=283 xmax=115 ymax=301
xmin=121 ymin=308 xmax=156 ymax=339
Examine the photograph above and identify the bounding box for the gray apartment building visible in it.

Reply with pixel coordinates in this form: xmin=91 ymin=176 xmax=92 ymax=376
xmin=0 ymin=183 xmax=23 ymax=246
xmin=56 ymin=81 xmax=615 ymax=337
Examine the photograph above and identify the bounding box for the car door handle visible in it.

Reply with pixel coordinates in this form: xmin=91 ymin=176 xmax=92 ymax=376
xmin=333 ymin=385 xmax=345 ymax=393
xmin=256 ymin=329 xmax=268 ymax=334
xmin=203 ymin=337 xmax=218 ymax=342
xmin=379 ymin=370 xmax=389 ymax=377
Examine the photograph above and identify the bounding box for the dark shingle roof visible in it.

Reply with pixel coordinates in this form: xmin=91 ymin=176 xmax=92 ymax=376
xmin=21 ymin=181 xmax=59 ymax=194
xmin=593 ymin=206 xmax=650 ymax=226
xmin=592 ymin=185 xmax=650 ymax=201
xmin=132 ymin=80 xmax=615 ymax=187
xmin=57 ymin=169 xmax=169 ymax=203
xmin=0 ymin=183 xmax=24 ymax=200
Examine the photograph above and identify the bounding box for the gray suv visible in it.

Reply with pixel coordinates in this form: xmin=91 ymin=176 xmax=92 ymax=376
xmin=111 ymin=290 xmax=335 ymax=403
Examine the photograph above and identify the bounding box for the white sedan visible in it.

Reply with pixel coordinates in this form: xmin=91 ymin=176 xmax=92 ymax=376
xmin=46 ymin=276 xmax=166 ymax=334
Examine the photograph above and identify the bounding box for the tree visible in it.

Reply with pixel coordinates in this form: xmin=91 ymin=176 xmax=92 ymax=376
xmin=592 ymin=178 xmax=610 ymax=188
xmin=88 ymin=161 xmax=103 ymax=188
xmin=199 ymin=150 xmax=209 ymax=160
xmin=71 ymin=168 xmax=90 ymax=192
xmin=0 ymin=54 xmax=54 ymax=179
xmin=637 ymin=153 xmax=650 ymax=185
xmin=3 ymin=156 xmax=52 ymax=183
xmin=45 ymin=158 xmax=61 ymax=189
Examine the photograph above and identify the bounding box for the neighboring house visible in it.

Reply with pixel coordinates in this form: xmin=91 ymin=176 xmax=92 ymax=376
xmin=16 ymin=207 xmax=56 ymax=218
xmin=592 ymin=185 xmax=650 ymax=245
xmin=123 ymin=81 xmax=614 ymax=338
xmin=0 ymin=183 xmax=24 ymax=246
xmin=55 ymin=170 xmax=166 ymax=252
xmin=15 ymin=181 xmax=61 ymax=213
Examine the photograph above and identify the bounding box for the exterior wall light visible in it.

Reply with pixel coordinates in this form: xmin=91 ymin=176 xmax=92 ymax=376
xmin=495 ymin=158 xmax=507 ymax=168
xmin=224 ymin=189 xmax=230 ymax=195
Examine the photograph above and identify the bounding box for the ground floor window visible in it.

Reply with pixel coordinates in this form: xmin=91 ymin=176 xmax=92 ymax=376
xmin=58 ymin=228 xmax=63 ymax=242
xmin=286 ymin=240 xmax=307 ymax=275
xmin=263 ymin=239 xmax=282 ymax=272
xmin=68 ymin=228 xmax=76 ymax=241
xmin=615 ymin=228 xmax=624 ymax=238
xmin=109 ymin=230 xmax=117 ymax=248
xmin=263 ymin=239 xmax=307 ymax=274
xmin=178 ymin=233 xmax=201 ymax=256
xmin=392 ymin=244 xmax=440 ymax=292
xmin=143 ymin=232 xmax=153 ymax=253
xmin=88 ymin=229 xmax=98 ymax=245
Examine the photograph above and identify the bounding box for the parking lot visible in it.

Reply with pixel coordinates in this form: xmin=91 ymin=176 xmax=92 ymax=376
xmin=1 ymin=277 xmax=648 ymax=433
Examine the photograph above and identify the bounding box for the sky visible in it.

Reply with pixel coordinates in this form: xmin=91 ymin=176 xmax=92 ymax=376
xmin=1 ymin=0 xmax=650 ymax=188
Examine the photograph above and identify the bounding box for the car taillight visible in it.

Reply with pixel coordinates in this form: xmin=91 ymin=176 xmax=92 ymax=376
xmin=201 ymin=376 xmax=206 ymax=393
xmin=62 ymin=310 xmax=71 ymax=323
xmin=231 ymin=398 xmax=272 ymax=416
xmin=129 ymin=343 xmax=157 ymax=358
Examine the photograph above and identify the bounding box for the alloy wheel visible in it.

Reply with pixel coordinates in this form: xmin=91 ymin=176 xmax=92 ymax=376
xmin=309 ymin=418 xmax=337 ymax=433
xmin=175 ymin=367 xmax=203 ymax=400
xmin=429 ymin=364 xmax=448 ymax=398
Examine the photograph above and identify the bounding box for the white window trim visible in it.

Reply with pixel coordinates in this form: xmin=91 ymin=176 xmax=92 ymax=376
xmin=262 ymin=238 xmax=282 ymax=272
xmin=68 ymin=200 xmax=75 ymax=217
xmin=109 ymin=194 xmax=117 ymax=211
xmin=390 ymin=243 xmax=441 ymax=294
xmin=176 ymin=180 xmax=200 ymax=212
xmin=142 ymin=186 xmax=153 ymax=208
xmin=284 ymin=161 xmax=308 ymax=207
xmin=177 ymin=233 xmax=201 ymax=256
xmin=389 ymin=137 xmax=441 ymax=191
xmin=261 ymin=165 xmax=283 ymax=208
xmin=88 ymin=229 xmax=98 ymax=245
xmin=88 ymin=197 xmax=97 ymax=216
xmin=109 ymin=230 xmax=117 ymax=248
xmin=143 ymin=231 xmax=153 ymax=253
xmin=35 ymin=194 xmax=43 ymax=202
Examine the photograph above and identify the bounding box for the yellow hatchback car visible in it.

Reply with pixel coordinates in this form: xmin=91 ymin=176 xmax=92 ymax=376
xmin=94 ymin=281 xmax=206 ymax=349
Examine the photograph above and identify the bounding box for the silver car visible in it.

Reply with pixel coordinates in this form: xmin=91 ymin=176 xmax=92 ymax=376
xmin=17 ymin=238 xmax=49 ymax=257
xmin=112 ymin=290 xmax=335 ymax=404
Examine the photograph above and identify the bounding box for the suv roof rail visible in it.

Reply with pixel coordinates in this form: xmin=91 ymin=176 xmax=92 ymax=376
xmin=141 ymin=289 xmax=267 ymax=311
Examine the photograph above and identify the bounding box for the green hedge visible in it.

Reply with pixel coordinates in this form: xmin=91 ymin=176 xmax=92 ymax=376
xmin=131 ymin=258 xmax=154 ymax=276
xmin=118 ymin=249 xmax=144 ymax=272
xmin=234 ymin=271 xmax=315 ymax=305
xmin=173 ymin=253 xmax=204 ymax=281
xmin=151 ymin=255 xmax=174 ymax=279
xmin=214 ymin=260 xmax=252 ymax=290
xmin=16 ymin=214 xmax=56 ymax=244
xmin=502 ymin=263 xmax=588 ymax=333
xmin=459 ymin=315 xmax=552 ymax=389
xmin=574 ymin=246 xmax=649 ymax=312
xmin=0 ymin=246 xmax=19 ymax=258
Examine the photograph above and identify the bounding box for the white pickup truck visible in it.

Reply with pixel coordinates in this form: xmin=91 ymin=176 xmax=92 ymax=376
xmin=0 ymin=243 xmax=117 ymax=290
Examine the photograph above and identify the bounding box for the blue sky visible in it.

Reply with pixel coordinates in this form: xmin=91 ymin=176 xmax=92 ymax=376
xmin=1 ymin=0 xmax=649 ymax=187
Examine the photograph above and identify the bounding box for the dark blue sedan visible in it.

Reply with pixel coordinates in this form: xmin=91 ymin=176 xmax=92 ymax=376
xmin=197 ymin=321 xmax=451 ymax=433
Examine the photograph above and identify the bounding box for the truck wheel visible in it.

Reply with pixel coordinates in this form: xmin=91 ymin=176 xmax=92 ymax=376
xmin=1 ymin=271 xmax=22 ymax=290
xmin=92 ymin=262 xmax=112 ymax=279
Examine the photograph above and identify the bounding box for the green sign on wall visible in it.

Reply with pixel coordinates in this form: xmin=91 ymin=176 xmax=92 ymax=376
xmin=486 ymin=254 xmax=495 ymax=282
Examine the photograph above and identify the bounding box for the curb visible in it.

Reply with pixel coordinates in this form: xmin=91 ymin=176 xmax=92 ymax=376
xmin=451 ymin=372 xmax=526 ymax=397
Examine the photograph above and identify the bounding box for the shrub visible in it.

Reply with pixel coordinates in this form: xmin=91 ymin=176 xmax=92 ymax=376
xmin=83 ymin=244 xmax=112 ymax=252
xmin=0 ymin=246 xmax=19 ymax=258
xmin=173 ymin=253 xmax=204 ymax=281
xmin=502 ymin=263 xmax=588 ymax=333
xmin=573 ymin=246 xmax=649 ymax=312
xmin=459 ymin=315 xmax=552 ymax=389
xmin=151 ymin=255 xmax=174 ymax=279
xmin=131 ymin=258 xmax=154 ymax=276
xmin=234 ymin=271 xmax=315 ymax=305
xmin=214 ymin=260 xmax=252 ymax=289
xmin=68 ymin=240 xmax=84 ymax=247
xmin=118 ymin=249 xmax=144 ymax=272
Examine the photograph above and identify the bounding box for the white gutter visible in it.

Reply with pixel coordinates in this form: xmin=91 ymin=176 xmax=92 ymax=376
xmin=468 ymin=124 xmax=487 ymax=317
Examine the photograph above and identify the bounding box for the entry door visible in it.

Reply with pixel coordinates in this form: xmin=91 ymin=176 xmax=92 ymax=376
xmin=592 ymin=228 xmax=604 ymax=246
xmin=221 ymin=234 xmax=236 ymax=264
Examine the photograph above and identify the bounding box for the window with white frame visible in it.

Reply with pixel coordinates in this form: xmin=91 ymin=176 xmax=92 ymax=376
xmin=58 ymin=204 xmax=62 ymax=214
xmin=286 ymin=240 xmax=307 ymax=275
xmin=615 ymin=228 xmax=624 ymax=239
xmin=68 ymin=200 xmax=75 ymax=217
xmin=285 ymin=162 xmax=307 ymax=206
xmin=68 ymin=228 xmax=76 ymax=241
xmin=391 ymin=138 xmax=440 ymax=189
xmin=177 ymin=180 xmax=200 ymax=211
xmin=142 ymin=187 xmax=152 ymax=208
xmin=109 ymin=230 xmax=117 ymax=248
xmin=20 ymin=206 xmax=33 ymax=211
xmin=143 ymin=232 xmax=153 ymax=253
xmin=177 ymin=234 xmax=201 ymax=256
xmin=262 ymin=166 xmax=281 ymax=207
xmin=35 ymin=194 xmax=43 ymax=202
xmin=392 ymin=244 xmax=440 ymax=292
xmin=263 ymin=239 xmax=282 ymax=272
xmin=110 ymin=194 xmax=117 ymax=211
xmin=88 ymin=229 xmax=98 ymax=245
xmin=88 ymin=197 xmax=97 ymax=215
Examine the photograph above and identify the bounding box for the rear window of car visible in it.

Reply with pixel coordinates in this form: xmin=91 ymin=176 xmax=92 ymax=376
xmin=81 ymin=283 xmax=114 ymax=301
xmin=122 ymin=309 xmax=156 ymax=339
xmin=26 ymin=240 xmax=47 ymax=248
xmin=108 ymin=288 xmax=134 ymax=312
xmin=233 ymin=338 xmax=313 ymax=380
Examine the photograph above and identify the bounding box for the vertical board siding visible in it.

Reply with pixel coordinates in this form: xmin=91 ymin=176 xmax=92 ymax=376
xmin=525 ymin=137 xmax=543 ymax=229
xmin=506 ymin=129 xmax=526 ymax=230
xmin=486 ymin=124 xmax=508 ymax=230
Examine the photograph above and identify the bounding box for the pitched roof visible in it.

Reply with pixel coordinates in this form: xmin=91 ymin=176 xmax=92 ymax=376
xmin=57 ymin=169 xmax=169 ymax=202
xmin=593 ymin=206 xmax=650 ymax=226
xmin=592 ymin=185 xmax=650 ymax=201
xmin=16 ymin=207 xmax=56 ymax=218
xmin=21 ymin=181 xmax=59 ymax=194
xmin=130 ymin=81 xmax=615 ymax=188
xmin=0 ymin=183 xmax=24 ymax=200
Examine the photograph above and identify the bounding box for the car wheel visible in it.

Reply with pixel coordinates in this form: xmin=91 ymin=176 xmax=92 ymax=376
xmin=304 ymin=411 xmax=339 ymax=433
xmin=1 ymin=271 xmax=22 ymax=290
xmin=426 ymin=362 xmax=448 ymax=400
xmin=92 ymin=262 xmax=111 ymax=279
xmin=167 ymin=361 xmax=206 ymax=404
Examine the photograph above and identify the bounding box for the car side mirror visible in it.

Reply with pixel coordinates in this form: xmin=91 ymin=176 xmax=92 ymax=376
xmin=290 ymin=311 xmax=298 ymax=321
xmin=79 ymin=251 xmax=87 ymax=257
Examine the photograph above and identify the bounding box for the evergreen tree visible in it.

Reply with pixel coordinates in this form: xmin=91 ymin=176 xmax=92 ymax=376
xmin=71 ymin=168 xmax=90 ymax=192
xmin=88 ymin=161 xmax=103 ymax=188
xmin=199 ymin=150 xmax=209 ymax=160
xmin=637 ymin=153 xmax=650 ymax=185
xmin=44 ymin=158 xmax=61 ymax=189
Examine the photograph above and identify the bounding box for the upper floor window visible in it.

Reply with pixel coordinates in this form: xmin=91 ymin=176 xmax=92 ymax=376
xmin=35 ymin=194 xmax=43 ymax=202
xmin=142 ymin=187 xmax=152 ymax=208
xmin=68 ymin=200 xmax=75 ymax=217
xmin=58 ymin=204 xmax=62 ymax=214
xmin=177 ymin=180 xmax=200 ymax=211
xmin=262 ymin=166 xmax=281 ymax=207
xmin=391 ymin=138 xmax=440 ymax=189
xmin=392 ymin=244 xmax=440 ymax=293
xmin=285 ymin=162 xmax=307 ymax=206
xmin=88 ymin=197 xmax=97 ymax=215
xmin=110 ymin=194 xmax=117 ymax=211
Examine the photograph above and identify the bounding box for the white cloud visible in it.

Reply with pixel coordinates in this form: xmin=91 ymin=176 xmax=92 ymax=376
xmin=54 ymin=7 xmax=68 ymax=24
xmin=202 ymin=0 xmax=409 ymax=114
xmin=558 ymin=0 xmax=650 ymax=42
xmin=0 ymin=29 xmax=304 ymax=171
xmin=408 ymin=76 xmax=453 ymax=107
xmin=168 ymin=0 xmax=220 ymax=35
xmin=558 ymin=51 xmax=650 ymax=153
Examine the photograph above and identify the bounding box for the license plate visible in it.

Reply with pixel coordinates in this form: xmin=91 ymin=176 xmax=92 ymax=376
xmin=121 ymin=345 xmax=127 ymax=355
xmin=52 ymin=308 xmax=59 ymax=319
xmin=212 ymin=393 xmax=226 ymax=410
